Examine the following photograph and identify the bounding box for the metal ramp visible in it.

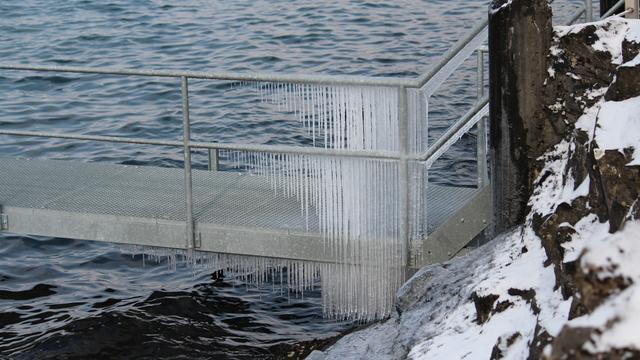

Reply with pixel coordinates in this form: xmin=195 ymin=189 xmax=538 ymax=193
xmin=0 ymin=157 xmax=480 ymax=265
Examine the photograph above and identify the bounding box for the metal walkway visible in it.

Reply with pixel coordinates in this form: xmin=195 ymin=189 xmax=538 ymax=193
xmin=0 ymin=0 xmax=615 ymax=272
xmin=0 ymin=157 xmax=478 ymax=264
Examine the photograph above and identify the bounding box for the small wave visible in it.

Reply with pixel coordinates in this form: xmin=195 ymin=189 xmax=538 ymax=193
xmin=0 ymin=284 xmax=57 ymax=301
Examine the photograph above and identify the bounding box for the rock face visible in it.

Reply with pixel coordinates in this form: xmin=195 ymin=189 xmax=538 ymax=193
xmin=537 ymin=18 xmax=640 ymax=358
xmin=308 ymin=16 xmax=640 ymax=360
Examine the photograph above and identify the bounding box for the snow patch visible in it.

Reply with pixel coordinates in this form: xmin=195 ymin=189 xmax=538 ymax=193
xmin=562 ymin=221 xmax=640 ymax=353
xmin=581 ymin=221 xmax=640 ymax=280
xmin=560 ymin=214 xmax=609 ymax=263
xmin=622 ymin=53 xmax=640 ymax=67
xmin=626 ymin=19 xmax=640 ymax=43
xmin=594 ymin=96 xmax=640 ymax=165
xmin=555 ymin=17 xmax=631 ymax=64
xmin=409 ymin=301 xmax=535 ymax=360
xmin=529 ymin=141 xmax=590 ymax=217
xmin=407 ymin=228 xmax=570 ymax=360
xmin=571 ymin=284 xmax=640 ymax=353
xmin=567 ymin=72 xmax=581 ymax=80
xmin=490 ymin=0 xmax=514 ymax=15
xmin=575 ymin=99 xmax=601 ymax=142
xmin=585 ymin=86 xmax=608 ymax=100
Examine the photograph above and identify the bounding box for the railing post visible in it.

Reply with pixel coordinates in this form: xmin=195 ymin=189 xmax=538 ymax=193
xmin=476 ymin=49 xmax=488 ymax=188
xmin=181 ymin=76 xmax=196 ymax=250
xmin=208 ymin=149 xmax=219 ymax=171
xmin=585 ymin=0 xmax=594 ymax=21
xmin=397 ymin=86 xmax=411 ymax=270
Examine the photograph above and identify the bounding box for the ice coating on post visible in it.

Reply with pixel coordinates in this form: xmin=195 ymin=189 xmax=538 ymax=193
xmin=255 ymin=83 xmax=410 ymax=321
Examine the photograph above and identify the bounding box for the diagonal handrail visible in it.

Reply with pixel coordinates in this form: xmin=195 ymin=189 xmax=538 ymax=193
xmin=602 ymin=0 xmax=625 ymax=18
xmin=416 ymin=19 xmax=488 ymax=90
xmin=414 ymin=96 xmax=489 ymax=163
xmin=416 ymin=0 xmax=626 ymax=167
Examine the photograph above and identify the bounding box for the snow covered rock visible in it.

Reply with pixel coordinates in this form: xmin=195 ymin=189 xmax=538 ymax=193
xmin=308 ymin=16 xmax=640 ymax=360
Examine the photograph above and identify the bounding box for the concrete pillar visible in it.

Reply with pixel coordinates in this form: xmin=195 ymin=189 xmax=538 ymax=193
xmin=488 ymin=0 xmax=553 ymax=234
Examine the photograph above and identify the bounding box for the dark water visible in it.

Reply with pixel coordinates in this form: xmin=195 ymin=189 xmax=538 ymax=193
xmin=0 ymin=1 xmax=584 ymax=359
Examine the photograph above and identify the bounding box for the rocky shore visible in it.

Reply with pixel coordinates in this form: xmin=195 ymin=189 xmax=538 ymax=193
xmin=308 ymin=14 xmax=640 ymax=360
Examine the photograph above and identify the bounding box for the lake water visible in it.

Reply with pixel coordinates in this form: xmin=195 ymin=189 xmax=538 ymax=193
xmin=0 ymin=1 xmax=585 ymax=358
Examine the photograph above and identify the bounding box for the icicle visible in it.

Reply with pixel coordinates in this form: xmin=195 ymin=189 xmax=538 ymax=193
xmin=128 ymin=82 xmax=421 ymax=321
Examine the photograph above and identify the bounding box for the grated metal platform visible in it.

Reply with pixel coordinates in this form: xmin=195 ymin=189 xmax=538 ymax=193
xmin=0 ymin=157 xmax=478 ymax=263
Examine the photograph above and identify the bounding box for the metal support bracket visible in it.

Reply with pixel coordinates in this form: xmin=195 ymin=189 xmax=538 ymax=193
xmin=413 ymin=185 xmax=491 ymax=269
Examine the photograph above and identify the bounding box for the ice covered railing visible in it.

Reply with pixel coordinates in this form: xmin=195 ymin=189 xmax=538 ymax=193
xmin=0 ymin=16 xmax=491 ymax=321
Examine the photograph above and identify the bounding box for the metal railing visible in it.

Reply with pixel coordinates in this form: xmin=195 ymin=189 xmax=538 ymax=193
xmin=0 ymin=64 xmax=416 ymax=252
xmin=0 ymin=66 xmax=485 ymax=271
xmin=0 ymin=0 xmax=620 ymax=260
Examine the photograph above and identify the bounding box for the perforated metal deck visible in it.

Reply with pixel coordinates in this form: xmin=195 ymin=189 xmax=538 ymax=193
xmin=0 ymin=157 xmax=478 ymax=263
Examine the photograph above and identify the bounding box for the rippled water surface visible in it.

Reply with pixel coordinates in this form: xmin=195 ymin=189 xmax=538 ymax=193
xmin=0 ymin=0 xmax=586 ymax=358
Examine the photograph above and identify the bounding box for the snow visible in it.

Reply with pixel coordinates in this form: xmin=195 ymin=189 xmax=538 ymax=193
xmin=550 ymin=45 xmax=563 ymax=57
xmin=490 ymin=0 xmax=514 ymax=15
xmin=622 ymin=53 xmax=640 ymax=67
xmin=409 ymin=300 xmax=536 ymax=360
xmin=400 ymin=226 xmax=572 ymax=360
xmin=586 ymin=86 xmax=608 ymax=100
xmin=574 ymin=103 xmax=599 ymax=138
xmin=555 ymin=17 xmax=631 ymax=64
xmin=548 ymin=100 xmax=565 ymax=113
xmin=561 ymin=221 xmax=640 ymax=353
xmin=626 ymin=19 xmax=640 ymax=43
xmin=594 ymin=96 xmax=640 ymax=165
xmin=403 ymin=230 xmax=556 ymax=360
xmin=560 ymin=214 xmax=607 ymax=263
xmin=528 ymin=140 xmax=590 ymax=217
xmin=581 ymin=221 xmax=640 ymax=280
xmin=571 ymin=285 xmax=640 ymax=353
xmin=567 ymin=71 xmax=581 ymax=80
xmin=322 ymin=224 xmax=573 ymax=360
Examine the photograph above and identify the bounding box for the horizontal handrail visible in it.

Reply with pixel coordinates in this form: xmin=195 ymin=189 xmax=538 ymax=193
xmin=416 ymin=18 xmax=488 ymax=88
xmin=0 ymin=63 xmax=417 ymax=88
xmin=0 ymin=95 xmax=490 ymax=165
xmin=0 ymin=129 xmax=402 ymax=160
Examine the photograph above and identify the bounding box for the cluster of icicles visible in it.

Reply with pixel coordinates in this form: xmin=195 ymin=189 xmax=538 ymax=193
xmin=131 ymin=82 xmax=429 ymax=322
